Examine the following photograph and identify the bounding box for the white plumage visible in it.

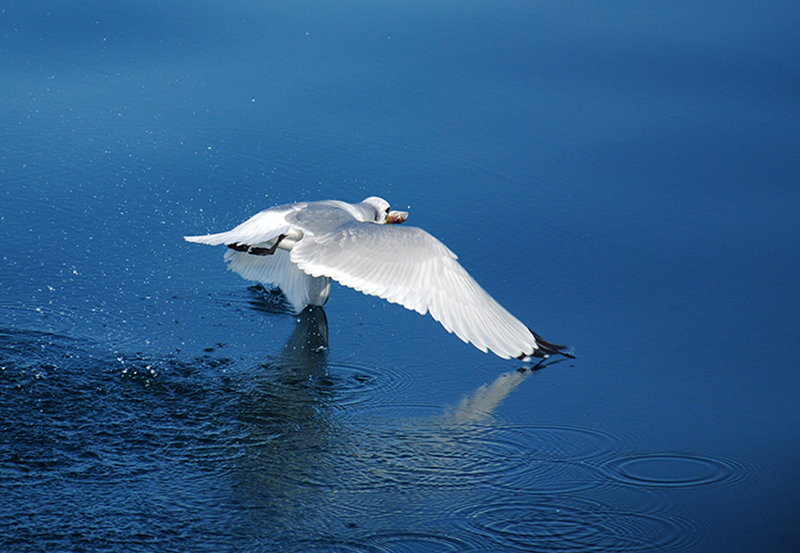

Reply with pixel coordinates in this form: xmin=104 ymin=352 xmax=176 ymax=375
xmin=185 ymin=196 xmax=572 ymax=361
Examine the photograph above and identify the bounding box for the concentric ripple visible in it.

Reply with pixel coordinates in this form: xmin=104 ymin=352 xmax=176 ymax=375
xmin=326 ymin=361 xmax=416 ymax=410
xmin=362 ymin=531 xmax=475 ymax=553
xmin=524 ymin=424 xmax=627 ymax=462
xmin=281 ymin=531 xmax=472 ymax=553
xmin=601 ymin=452 xmax=760 ymax=490
xmin=0 ymin=303 xmax=78 ymax=339
xmin=325 ymin=405 xmax=616 ymax=496
xmin=456 ymin=495 xmax=704 ymax=553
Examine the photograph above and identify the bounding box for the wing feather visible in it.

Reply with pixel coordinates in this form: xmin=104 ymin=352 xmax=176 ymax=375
xmin=290 ymin=223 xmax=538 ymax=359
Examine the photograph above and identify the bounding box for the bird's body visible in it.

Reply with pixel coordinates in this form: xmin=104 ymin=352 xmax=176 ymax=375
xmin=185 ymin=196 xmax=572 ymax=361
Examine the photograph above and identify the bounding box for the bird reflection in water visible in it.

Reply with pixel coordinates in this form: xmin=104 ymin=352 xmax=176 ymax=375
xmin=231 ymin=291 xmax=562 ymax=544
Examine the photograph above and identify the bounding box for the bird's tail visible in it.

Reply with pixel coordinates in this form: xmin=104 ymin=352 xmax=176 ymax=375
xmin=184 ymin=232 xmax=232 ymax=246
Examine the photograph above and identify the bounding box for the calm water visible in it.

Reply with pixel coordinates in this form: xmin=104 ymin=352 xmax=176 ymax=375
xmin=2 ymin=1 xmax=799 ymax=551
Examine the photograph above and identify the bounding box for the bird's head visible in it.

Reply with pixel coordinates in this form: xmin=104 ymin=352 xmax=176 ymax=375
xmin=361 ymin=196 xmax=409 ymax=225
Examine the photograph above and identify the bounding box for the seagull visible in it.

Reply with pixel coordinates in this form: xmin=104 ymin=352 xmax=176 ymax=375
xmin=185 ymin=196 xmax=573 ymax=361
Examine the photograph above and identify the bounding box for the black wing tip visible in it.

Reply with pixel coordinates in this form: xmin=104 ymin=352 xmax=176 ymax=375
xmin=520 ymin=329 xmax=576 ymax=360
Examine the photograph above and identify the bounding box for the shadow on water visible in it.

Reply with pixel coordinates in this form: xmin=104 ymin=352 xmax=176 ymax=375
xmin=0 ymin=303 xmax=749 ymax=552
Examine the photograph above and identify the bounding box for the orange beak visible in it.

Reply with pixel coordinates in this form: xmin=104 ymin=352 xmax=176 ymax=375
xmin=385 ymin=210 xmax=408 ymax=224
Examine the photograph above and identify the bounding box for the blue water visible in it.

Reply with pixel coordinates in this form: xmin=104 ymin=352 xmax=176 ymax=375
xmin=2 ymin=1 xmax=799 ymax=551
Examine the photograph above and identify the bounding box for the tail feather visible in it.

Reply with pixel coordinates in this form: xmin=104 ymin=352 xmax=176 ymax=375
xmin=184 ymin=232 xmax=232 ymax=246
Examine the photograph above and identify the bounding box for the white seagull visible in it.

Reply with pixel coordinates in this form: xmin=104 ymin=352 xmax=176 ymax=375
xmin=185 ymin=196 xmax=573 ymax=361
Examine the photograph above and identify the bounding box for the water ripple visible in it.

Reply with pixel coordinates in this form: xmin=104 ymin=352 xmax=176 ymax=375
xmin=365 ymin=531 xmax=474 ymax=553
xmin=521 ymin=424 xmax=623 ymax=461
xmin=0 ymin=303 xmax=78 ymax=338
xmin=322 ymin=406 xmax=617 ymax=498
xmin=456 ymin=495 xmax=704 ymax=553
xmin=279 ymin=531 xmax=473 ymax=553
xmin=327 ymin=361 xmax=415 ymax=410
xmin=600 ymin=451 xmax=760 ymax=490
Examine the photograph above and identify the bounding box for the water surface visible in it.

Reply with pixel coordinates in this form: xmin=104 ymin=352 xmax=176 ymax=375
xmin=2 ymin=1 xmax=799 ymax=551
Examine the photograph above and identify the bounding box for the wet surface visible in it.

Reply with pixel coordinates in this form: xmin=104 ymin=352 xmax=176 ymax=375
xmin=2 ymin=1 xmax=800 ymax=551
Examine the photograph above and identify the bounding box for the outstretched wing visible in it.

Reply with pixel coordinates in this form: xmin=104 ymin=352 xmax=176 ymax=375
xmin=290 ymin=222 xmax=541 ymax=359
xmin=184 ymin=203 xmax=305 ymax=247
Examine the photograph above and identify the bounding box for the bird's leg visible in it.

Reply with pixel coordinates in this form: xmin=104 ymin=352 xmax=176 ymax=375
xmin=246 ymin=234 xmax=286 ymax=256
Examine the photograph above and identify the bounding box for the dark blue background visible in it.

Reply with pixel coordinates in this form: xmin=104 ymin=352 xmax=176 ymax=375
xmin=2 ymin=1 xmax=799 ymax=551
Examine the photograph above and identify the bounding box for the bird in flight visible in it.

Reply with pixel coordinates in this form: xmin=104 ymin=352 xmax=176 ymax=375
xmin=185 ymin=196 xmax=573 ymax=361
